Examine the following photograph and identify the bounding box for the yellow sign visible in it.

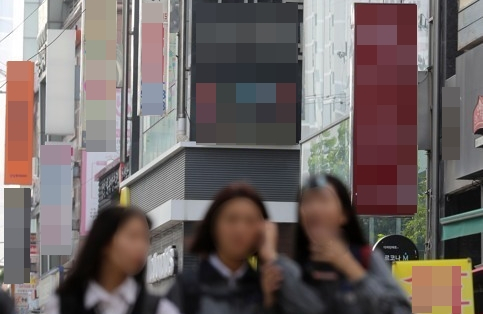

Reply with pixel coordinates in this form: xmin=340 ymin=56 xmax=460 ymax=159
xmin=29 ymin=273 xmax=38 ymax=285
xmin=392 ymin=259 xmax=474 ymax=314
xmin=120 ymin=187 xmax=130 ymax=206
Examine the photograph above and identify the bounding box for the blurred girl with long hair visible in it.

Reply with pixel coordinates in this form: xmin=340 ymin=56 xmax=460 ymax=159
xmin=263 ymin=174 xmax=412 ymax=314
xmin=45 ymin=205 xmax=180 ymax=314
xmin=167 ymin=183 xmax=319 ymax=314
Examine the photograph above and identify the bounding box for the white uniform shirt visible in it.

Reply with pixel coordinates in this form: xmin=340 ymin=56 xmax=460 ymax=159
xmin=44 ymin=277 xmax=180 ymax=314
xmin=208 ymin=254 xmax=248 ymax=288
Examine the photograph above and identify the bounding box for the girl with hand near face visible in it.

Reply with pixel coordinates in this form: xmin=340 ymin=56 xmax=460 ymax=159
xmin=167 ymin=183 xmax=320 ymax=314
xmin=262 ymin=174 xmax=412 ymax=314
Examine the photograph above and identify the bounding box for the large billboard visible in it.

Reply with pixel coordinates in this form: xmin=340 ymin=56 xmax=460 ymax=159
xmin=193 ymin=2 xmax=299 ymax=145
xmin=352 ymin=4 xmax=418 ymax=216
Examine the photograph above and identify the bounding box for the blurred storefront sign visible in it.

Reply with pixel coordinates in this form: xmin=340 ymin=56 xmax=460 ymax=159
xmin=146 ymin=246 xmax=178 ymax=284
xmin=14 ymin=273 xmax=38 ymax=314
xmin=393 ymin=259 xmax=474 ymax=314
xmin=474 ymin=96 xmax=483 ymax=148
xmin=37 ymin=267 xmax=63 ymax=308
xmin=373 ymin=235 xmax=419 ymax=263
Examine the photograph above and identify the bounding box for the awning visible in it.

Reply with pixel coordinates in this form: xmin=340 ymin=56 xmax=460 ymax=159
xmin=440 ymin=208 xmax=483 ymax=241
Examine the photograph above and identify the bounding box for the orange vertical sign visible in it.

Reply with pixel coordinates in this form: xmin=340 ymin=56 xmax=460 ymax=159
xmin=5 ymin=61 xmax=34 ymax=185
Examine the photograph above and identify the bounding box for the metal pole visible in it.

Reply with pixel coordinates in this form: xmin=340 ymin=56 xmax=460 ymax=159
xmin=130 ymin=0 xmax=140 ymax=174
xmin=429 ymin=0 xmax=440 ymax=259
xmin=369 ymin=217 xmax=375 ymax=245
xmin=121 ymin=0 xmax=130 ymax=164
xmin=425 ymin=150 xmax=431 ymax=259
xmin=176 ymin=0 xmax=186 ymax=140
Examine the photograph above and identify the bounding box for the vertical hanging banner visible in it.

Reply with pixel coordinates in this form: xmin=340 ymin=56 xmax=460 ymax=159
xmin=392 ymin=259 xmax=475 ymax=314
xmin=46 ymin=29 xmax=76 ymax=135
xmin=4 ymin=61 xmax=34 ymax=185
xmin=140 ymin=0 xmax=168 ymax=115
xmin=4 ymin=188 xmax=31 ymax=284
xmin=84 ymin=0 xmax=117 ymax=152
xmin=352 ymin=4 xmax=418 ymax=216
xmin=40 ymin=144 xmax=72 ymax=255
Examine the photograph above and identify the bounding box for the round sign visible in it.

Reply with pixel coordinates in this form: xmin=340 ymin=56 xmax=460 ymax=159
xmin=373 ymin=235 xmax=419 ymax=263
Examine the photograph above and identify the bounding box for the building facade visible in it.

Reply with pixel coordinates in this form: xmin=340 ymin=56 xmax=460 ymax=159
xmin=440 ymin=0 xmax=483 ymax=268
xmin=97 ymin=0 xmax=304 ymax=293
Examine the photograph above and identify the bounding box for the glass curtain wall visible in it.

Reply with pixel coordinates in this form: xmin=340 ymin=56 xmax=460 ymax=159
xmin=302 ymin=0 xmax=430 ymax=249
xmin=141 ymin=5 xmax=179 ymax=167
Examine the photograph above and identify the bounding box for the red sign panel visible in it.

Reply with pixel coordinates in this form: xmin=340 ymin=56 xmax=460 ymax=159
xmin=4 ymin=61 xmax=34 ymax=185
xmin=353 ymin=4 xmax=418 ymax=216
xmin=474 ymin=96 xmax=483 ymax=135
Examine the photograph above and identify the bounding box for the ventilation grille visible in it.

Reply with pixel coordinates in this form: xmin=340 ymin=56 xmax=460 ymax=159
xmin=130 ymin=151 xmax=186 ymax=212
xmin=184 ymin=148 xmax=300 ymax=202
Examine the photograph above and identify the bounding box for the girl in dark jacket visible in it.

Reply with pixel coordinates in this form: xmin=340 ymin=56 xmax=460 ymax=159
xmin=263 ymin=174 xmax=413 ymax=314
xmin=45 ymin=206 xmax=180 ymax=314
xmin=167 ymin=183 xmax=318 ymax=314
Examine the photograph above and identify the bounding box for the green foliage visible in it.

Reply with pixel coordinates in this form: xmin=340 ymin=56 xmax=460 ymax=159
xmin=307 ymin=120 xmax=350 ymax=183
xmin=401 ymin=171 xmax=427 ymax=250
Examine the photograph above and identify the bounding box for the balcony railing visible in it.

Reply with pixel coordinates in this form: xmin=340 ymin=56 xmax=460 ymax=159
xmin=97 ymin=158 xmax=130 ymax=209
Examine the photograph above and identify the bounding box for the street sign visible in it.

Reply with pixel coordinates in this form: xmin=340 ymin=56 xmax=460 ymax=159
xmin=373 ymin=234 xmax=419 ymax=263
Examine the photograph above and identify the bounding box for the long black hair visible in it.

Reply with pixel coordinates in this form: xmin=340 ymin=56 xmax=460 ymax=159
xmin=191 ymin=182 xmax=269 ymax=256
xmin=295 ymin=174 xmax=367 ymax=265
xmin=57 ymin=205 xmax=152 ymax=296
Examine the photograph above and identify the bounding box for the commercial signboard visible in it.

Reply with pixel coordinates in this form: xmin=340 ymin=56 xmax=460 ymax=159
xmin=14 ymin=273 xmax=38 ymax=314
xmin=352 ymin=4 xmax=418 ymax=216
xmin=392 ymin=259 xmax=474 ymax=314
xmin=373 ymin=235 xmax=419 ymax=263
xmin=80 ymin=89 xmax=131 ymax=235
xmin=146 ymin=246 xmax=178 ymax=284
xmin=474 ymin=96 xmax=483 ymax=135
xmin=4 ymin=61 xmax=34 ymax=185
xmin=80 ymin=151 xmax=118 ymax=235
xmin=38 ymin=267 xmax=63 ymax=308
xmin=140 ymin=0 xmax=168 ymax=115
xmin=474 ymin=96 xmax=483 ymax=148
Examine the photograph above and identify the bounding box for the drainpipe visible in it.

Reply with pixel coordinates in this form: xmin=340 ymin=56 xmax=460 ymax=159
xmin=177 ymin=0 xmax=186 ymax=141
xmin=428 ymin=0 xmax=441 ymax=259
xmin=120 ymin=0 xmax=129 ymax=165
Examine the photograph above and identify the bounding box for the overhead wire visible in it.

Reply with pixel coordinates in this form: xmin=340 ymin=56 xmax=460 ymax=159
xmin=0 ymin=8 xmax=86 ymax=92
xmin=0 ymin=0 xmax=47 ymax=45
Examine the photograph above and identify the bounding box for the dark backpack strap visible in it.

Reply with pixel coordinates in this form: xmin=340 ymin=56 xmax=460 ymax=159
xmin=360 ymin=245 xmax=372 ymax=270
xmin=60 ymin=293 xmax=85 ymax=314
xmin=179 ymin=271 xmax=201 ymax=314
